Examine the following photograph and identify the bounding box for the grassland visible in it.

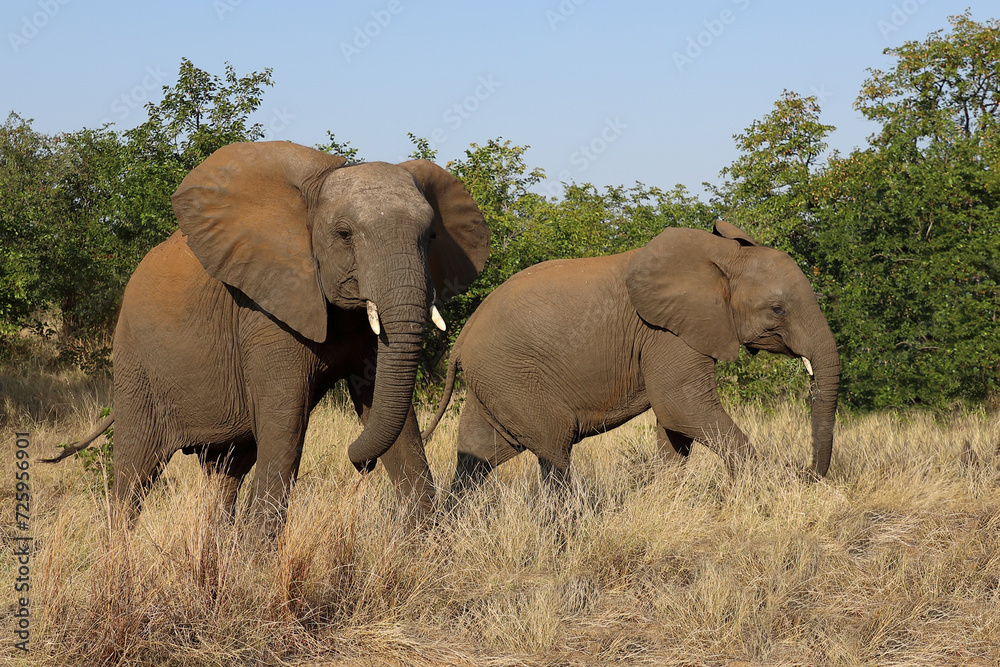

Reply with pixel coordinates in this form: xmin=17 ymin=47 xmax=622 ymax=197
xmin=2 ymin=359 xmax=999 ymax=666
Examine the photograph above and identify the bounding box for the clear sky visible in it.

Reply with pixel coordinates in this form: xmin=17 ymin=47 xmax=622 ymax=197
xmin=1 ymin=1 xmax=991 ymax=198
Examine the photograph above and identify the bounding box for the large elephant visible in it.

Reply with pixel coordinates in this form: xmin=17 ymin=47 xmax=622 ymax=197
xmin=423 ymin=221 xmax=839 ymax=492
xmin=46 ymin=141 xmax=489 ymax=523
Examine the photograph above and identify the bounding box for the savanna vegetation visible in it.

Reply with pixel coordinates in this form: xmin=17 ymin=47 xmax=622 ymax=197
xmin=3 ymin=12 xmax=997 ymax=411
xmin=2 ymin=11 xmax=999 ymax=667
xmin=2 ymin=369 xmax=999 ymax=665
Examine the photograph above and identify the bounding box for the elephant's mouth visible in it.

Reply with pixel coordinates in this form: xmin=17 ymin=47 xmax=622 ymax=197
xmin=745 ymin=333 xmax=792 ymax=356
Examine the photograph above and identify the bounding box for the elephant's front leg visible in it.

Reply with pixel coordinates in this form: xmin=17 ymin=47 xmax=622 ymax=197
xmin=644 ymin=346 xmax=758 ymax=475
xmin=247 ymin=402 xmax=309 ymax=528
xmin=348 ymin=383 xmax=434 ymax=520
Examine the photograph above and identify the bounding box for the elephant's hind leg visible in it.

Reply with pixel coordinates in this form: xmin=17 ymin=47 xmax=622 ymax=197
xmin=200 ymin=444 xmax=257 ymax=520
xmin=452 ymin=392 xmax=520 ymax=496
xmin=111 ymin=330 xmax=177 ymax=526
xmin=538 ymin=456 xmax=572 ymax=492
xmin=111 ymin=419 xmax=173 ymax=527
xmin=657 ymin=425 xmax=693 ymax=465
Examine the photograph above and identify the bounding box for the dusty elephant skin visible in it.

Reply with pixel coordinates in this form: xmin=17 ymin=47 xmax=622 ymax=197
xmin=424 ymin=220 xmax=840 ymax=492
xmin=45 ymin=141 xmax=489 ymax=525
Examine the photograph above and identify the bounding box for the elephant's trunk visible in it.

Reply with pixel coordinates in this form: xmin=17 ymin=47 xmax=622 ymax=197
xmin=347 ymin=271 xmax=429 ymax=473
xmin=802 ymin=317 xmax=841 ymax=477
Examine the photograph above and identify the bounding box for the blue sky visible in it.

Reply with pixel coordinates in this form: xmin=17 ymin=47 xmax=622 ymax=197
xmin=1 ymin=1 xmax=991 ymax=198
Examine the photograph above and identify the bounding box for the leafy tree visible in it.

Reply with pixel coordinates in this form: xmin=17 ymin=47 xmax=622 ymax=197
xmin=0 ymin=114 xmax=57 ymax=338
xmin=0 ymin=60 xmax=276 ymax=366
xmin=406 ymin=133 xmax=437 ymax=162
xmin=116 ymin=58 xmax=275 ymax=254
xmin=712 ymin=90 xmax=835 ymax=252
xmin=535 ymin=182 xmax=712 ymax=261
xmin=811 ymin=12 xmax=1000 ymax=408
xmin=37 ymin=126 xmax=132 ymax=346
xmin=315 ymin=131 xmax=362 ymax=162
xmin=711 ymin=12 xmax=999 ymax=410
xmin=708 ymin=93 xmax=835 ymax=404
xmin=447 ymin=138 xmax=547 ymax=303
xmin=0 ymin=115 xmax=130 ymax=354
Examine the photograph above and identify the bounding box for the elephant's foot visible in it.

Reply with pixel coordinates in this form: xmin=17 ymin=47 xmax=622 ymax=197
xmin=450 ymin=451 xmax=494 ymax=499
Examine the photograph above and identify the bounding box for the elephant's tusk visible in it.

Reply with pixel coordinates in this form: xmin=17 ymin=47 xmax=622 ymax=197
xmin=802 ymin=357 xmax=814 ymax=376
xmin=430 ymin=305 xmax=447 ymax=331
xmin=366 ymin=301 xmax=380 ymax=336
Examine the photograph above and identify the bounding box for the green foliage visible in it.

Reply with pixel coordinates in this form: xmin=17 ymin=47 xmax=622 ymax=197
xmin=316 ymin=131 xmax=362 ymax=162
xmin=713 ymin=90 xmax=835 ymax=252
xmin=116 ymin=58 xmax=274 ymax=254
xmin=447 ymin=138 xmax=547 ymax=300
xmin=5 ymin=17 xmax=999 ymax=413
xmin=811 ymin=12 xmax=1000 ymax=409
xmin=0 ymin=113 xmax=56 ymax=335
xmin=406 ymin=133 xmax=438 ymax=162
xmin=0 ymin=115 xmax=132 ymax=346
xmin=708 ymin=91 xmax=834 ymax=405
xmin=714 ymin=11 xmax=1000 ymax=410
xmin=63 ymin=406 xmax=114 ymax=494
xmin=0 ymin=60 xmax=274 ymax=367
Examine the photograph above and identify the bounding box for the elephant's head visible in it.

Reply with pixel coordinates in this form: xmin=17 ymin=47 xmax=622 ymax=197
xmin=171 ymin=141 xmax=489 ymax=472
xmin=625 ymin=220 xmax=840 ymax=476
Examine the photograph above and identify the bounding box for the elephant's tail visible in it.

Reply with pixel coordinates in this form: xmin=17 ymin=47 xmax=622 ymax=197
xmin=421 ymin=352 xmax=460 ymax=442
xmin=41 ymin=412 xmax=115 ymax=463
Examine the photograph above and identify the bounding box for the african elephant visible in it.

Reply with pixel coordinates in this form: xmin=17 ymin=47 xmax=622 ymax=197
xmin=46 ymin=141 xmax=489 ymax=523
xmin=422 ymin=221 xmax=839 ymax=492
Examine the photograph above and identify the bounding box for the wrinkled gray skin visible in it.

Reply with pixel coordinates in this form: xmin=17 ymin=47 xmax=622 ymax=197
xmin=423 ymin=221 xmax=840 ymax=492
xmin=47 ymin=141 xmax=489 ymax=524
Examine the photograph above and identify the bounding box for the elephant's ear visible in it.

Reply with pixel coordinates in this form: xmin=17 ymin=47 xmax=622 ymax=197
xmin=398 ymin=160 xmax=490 ymax=301
xmin=713 ymin=219 xmax=758 ymax=246
xmin=172 ymin=141 xmax=347 ymax=343
xmin=625 ymin=227 xmax=741 ymax=361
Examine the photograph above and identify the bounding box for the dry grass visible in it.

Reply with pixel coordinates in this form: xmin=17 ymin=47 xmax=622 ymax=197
xmin=2 ymin=365 xmax=999 ymax=666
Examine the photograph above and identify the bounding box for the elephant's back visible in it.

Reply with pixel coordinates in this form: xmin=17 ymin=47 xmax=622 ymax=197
xmin=118 ymin=231 xmax=235 ymax=348
xmin=475 ymin=251 xmax=636 ymax=322
xmin=120 ymin=231 xmax=217 ymax=315
xmin=458 ymin=250 xmax=637 ymax=374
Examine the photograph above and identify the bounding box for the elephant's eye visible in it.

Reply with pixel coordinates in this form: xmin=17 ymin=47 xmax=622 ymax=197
xmin=334 ymin=225 xmax=353 ymax=244
xmin=771 ymin=304 xmax=786 ymax=317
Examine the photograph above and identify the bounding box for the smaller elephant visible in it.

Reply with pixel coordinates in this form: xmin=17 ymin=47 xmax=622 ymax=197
xmin=422 ymin=221 xmax=840 ymax=492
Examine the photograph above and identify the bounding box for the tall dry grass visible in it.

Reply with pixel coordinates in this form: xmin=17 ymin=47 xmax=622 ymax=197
xmin=2 ymin=364 xmax=999 ymax=666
